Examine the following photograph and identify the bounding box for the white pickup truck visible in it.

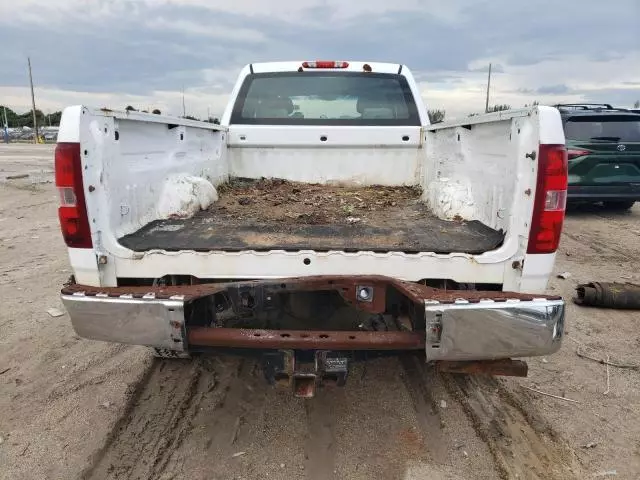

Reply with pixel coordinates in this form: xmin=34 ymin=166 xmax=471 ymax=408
xmin=56 ymin=61 xmax=567 ymax=394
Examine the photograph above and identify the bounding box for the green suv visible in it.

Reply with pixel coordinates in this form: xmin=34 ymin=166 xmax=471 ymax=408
xmin=556 ymin=104 xmax=640 ymax=210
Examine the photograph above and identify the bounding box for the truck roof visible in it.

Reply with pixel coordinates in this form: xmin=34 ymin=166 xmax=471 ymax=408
xmin=249 ymin=61 xmax=406 ymax=75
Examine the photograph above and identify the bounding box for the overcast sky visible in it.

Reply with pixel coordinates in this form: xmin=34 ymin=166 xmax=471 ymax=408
xmin=1 ymin=0 xmax=638 ymax=119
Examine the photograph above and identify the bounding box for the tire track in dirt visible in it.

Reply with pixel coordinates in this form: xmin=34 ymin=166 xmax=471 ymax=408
xmin=442 ymin=374 xmax=580 ymax=480
xmin=303 ymin=389 xmax=340 ymax=479
xmin=563 ymin=231 xmax=635 ymax=261
xmin=83 ymin=352 xmax=582 ymax=480
xmin=46 ymin=344 xmax=136 ymax=403
xmin=195 ymin=358 xmax=271 ymax=465
xmin=83 ymin=358 xmax=213 ymax=480
xmin=399 ymin=354 xmax=449 ymax=461
xmin=85 ymin=354 xmax=277 ymax=480
xmin=326 ymin=357 xmax=496 ymax=480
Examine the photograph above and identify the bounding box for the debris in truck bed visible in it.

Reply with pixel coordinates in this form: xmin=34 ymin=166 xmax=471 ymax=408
xmin=119 ymin=177 xmax=506 ymax=254
xmin=214 ymin=177 xmax=424 ymax=225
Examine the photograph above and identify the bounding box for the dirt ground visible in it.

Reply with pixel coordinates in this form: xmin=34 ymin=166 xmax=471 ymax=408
xmin=1 ymin=143 xmax=638 ymax=479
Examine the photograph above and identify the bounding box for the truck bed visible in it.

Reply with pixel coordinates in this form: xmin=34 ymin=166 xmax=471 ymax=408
xmin=119 ymin=178 xmax=504 ymax=254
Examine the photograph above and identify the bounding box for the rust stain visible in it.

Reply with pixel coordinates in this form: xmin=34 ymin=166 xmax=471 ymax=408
xmin=397 ymin=428 xmax=425 ymax=455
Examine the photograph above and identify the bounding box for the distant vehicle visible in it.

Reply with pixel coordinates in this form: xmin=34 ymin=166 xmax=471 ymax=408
xmin=555 ymin=104 xmax=640 ymax=210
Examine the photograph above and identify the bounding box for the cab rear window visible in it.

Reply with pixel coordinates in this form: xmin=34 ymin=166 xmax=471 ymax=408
xmin=230 ymin=72 xmax=420 ymax=126
xmin=564 ymin=115 xmax=640 ymax=142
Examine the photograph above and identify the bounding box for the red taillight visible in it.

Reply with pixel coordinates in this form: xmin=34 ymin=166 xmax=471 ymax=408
xmin=301 ymin=61 xmax=349 ymax=69
xmin=527 ymin=144 xmax=568 ymax=254
xmin=55 ymin=142 xmax=93 ymax=248
xmin=567 ymin=148 xmax=590 ymax=160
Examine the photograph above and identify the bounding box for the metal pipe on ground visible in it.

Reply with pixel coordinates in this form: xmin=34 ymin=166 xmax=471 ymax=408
xmin=574 ymin=282 xmax=640 ymax=309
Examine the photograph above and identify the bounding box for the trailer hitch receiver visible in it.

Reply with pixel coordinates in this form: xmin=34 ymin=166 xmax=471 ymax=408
xmin=261 ymin=350 xmax=349 ymax=397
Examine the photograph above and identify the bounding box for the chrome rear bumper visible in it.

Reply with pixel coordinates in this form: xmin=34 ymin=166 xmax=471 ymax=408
xmin=424 ymin=298 xmax=564 ymax=361
xmin=61 ymin=275 xmax=565 ymax=361
xmin=62 ymin=292 xmax=564 ymax=361
xmin=62 ymin=292 xmax=187 ymax=352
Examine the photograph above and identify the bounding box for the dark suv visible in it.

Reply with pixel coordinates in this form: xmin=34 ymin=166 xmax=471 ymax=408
xmin=555 ymin=104 xmax=640 ymax=210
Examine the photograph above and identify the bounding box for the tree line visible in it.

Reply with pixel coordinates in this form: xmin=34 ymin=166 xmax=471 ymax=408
xmin=1 ymin=105 xmax=221 ymax=127
xmin=428 ymin=104 xmax=515 ymax=122
xmin=1 ymin=106 xmax=62 ymax=128
xmin=430 ymin=102 xmax=546 ymax=122
xmin=124 ymin=106 xmax=220 ymax=124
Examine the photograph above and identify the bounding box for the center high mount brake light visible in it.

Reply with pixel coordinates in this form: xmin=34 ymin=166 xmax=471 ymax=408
xmin=301 ymin=61 xmax=349 ymax=69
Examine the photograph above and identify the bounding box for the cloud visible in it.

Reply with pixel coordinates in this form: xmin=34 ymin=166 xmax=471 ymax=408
xmin=536 ymin=84 xmax=571 ymax=95
xmin=469 ymin=64 xmax=505 ymax=74
xmin=0 ymin=0 xmax=477 ymax=25
xmin=0 ymin=0 xmax=638 ymax=118
xmin=414 ymin=73 xmax=465 ymax=84
xmin=145 ymin=18 xmax=267 ymax=43
xmin=420 ymin=51 xmax=640 ymax=116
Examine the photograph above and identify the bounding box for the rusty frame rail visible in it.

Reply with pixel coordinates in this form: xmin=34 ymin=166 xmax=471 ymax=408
xmin=62 ymin=274 xmax=559 ymax=311
xmin=188 ymin=327 xmax=425 ymax=350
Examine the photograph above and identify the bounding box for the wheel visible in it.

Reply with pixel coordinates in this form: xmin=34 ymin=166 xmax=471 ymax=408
xmin=602 ymin=200 xmax=635 ymax=211
xmin=151 ymin=347 xmax=191 ymax=359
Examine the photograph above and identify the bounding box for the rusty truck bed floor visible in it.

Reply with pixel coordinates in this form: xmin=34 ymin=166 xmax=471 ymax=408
xmin=119 ymin=178 xmax=504 ymax=254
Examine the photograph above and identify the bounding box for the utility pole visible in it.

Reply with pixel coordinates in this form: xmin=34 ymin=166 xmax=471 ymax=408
xmin=182 ymin=86 xmax=186 ymax=117
xmin=207 ymin=106 xmax=210 ymax=121
xmin=484 ymin=63 xmax=492 ymax=114
xmin=2 ymin=105 xmax=8 ymax=144
xmin=28 ymin=57 xmax=38 ymax=143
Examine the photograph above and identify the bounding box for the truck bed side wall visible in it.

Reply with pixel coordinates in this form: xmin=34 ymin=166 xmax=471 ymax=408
xmin=58 ymin=107 xmax=228 ymax=285
xmin=101 ymin=118 xmax=228 ymax=239
xmin=425 ymin=118 xmax=522 ymax=231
